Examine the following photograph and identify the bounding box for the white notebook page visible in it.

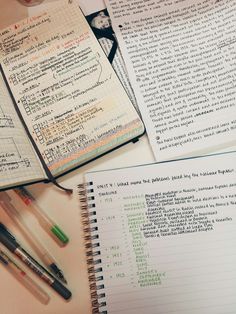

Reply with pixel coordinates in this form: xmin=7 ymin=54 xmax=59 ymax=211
xmin=105 ymin=0 xmax=236 ymax=162
xmin=0 ymin=71 xmax=45 ymax=189
xmin=84 ymin=152 xmax=236 ymax=313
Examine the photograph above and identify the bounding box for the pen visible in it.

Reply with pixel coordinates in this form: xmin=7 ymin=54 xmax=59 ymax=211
xmin=0 ymin=249 xmax=50 ymax=305
xmin=0 ymin=192 xmax=67 ymax=283
xmin=14 ymin=187 xmax=69 ymax=245
xmin=0 ymin=222 xmax=72 ymax=300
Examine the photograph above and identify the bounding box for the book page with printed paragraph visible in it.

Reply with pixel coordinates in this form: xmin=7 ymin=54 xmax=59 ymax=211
xmin=0 ymin=1 xmax=144 ymax=177
xmin=84 ymin=152 xmax=236 ymax=314
xmin=105 ymin=0 xmax=236 ymax=161
xmin=0 ymin=71 xmax=45 ymax=189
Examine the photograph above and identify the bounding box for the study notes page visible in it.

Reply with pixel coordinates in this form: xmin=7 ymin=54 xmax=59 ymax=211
xmin=0 ymin=71 xmax=45 ymax=189
xmin=85 ymin=152 xmax=236 ymax=313
xmin=105 ymin=0 xmax=236 ymax=161
xmin=0 ymin=1 xmax=144 ymax=177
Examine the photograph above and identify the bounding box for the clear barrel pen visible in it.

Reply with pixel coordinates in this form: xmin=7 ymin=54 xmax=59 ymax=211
xmin=0 ymin=249 xmax=50 ymax=305
xmin=0 ymin=192 xmax=67 ymax=284
xmin=14 ymin=187 xmax=69 ymax=245
xmin=0 ymin=222 xmax=72 ymax=300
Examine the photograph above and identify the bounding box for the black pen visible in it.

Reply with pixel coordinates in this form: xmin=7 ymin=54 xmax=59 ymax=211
xmin=0 ymin=223 xmax=72 ymax=300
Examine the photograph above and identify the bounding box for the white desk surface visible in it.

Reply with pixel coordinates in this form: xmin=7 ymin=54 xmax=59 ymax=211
xmin=0 ymin=1 xmax=155 ymax=312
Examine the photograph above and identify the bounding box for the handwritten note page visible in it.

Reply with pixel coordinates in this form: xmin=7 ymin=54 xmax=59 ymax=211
xmin=105 ymin=0 xmax=236 ymax=161
xmin=84 ymin=152 xmax=236 ymax=313
xmin=0 ymin=2 xmax=144 ymax=176
xmin=0 ymin=71 xmax=45 ymax=189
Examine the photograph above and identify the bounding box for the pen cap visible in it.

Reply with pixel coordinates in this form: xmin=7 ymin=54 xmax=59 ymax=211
xmin=51 ymin=279 xmax=72 ymax=300
xmin=51 ymin=225 xmax=69 ymax=244
xmin=0 ymin=223 xmax=19 ymax=252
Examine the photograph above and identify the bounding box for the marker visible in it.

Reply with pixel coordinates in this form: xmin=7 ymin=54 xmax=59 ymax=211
xmin=0 ymin=249 xmax=50 ymax=305
xmin=14 ymin=188 xmax=69 ymax=245
xmin=0 ymin=192 xmax=67 ymax=283
xmin=0 ymin=223 xmax=72 ymax=300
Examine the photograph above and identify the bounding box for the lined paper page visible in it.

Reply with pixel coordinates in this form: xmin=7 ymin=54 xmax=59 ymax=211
xmin=0 ymin=1 xmax=144 ymax=177
xmin=0 ymin=71 xmax=45 ymax=189
xmin=84 ymin=152 xmax=236 ymax=313
xmin=105 ymin=0 xmax=236 ymax=161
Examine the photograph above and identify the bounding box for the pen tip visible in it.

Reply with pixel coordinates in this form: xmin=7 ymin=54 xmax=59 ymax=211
xmin=60 ymin=277 xmax=68 ymax=285
xmin=49 ymin=263 xmax=67 ymax=284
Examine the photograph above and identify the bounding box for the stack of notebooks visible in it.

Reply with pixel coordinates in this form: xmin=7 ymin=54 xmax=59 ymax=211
xmin=1 ymin=1 xmax=236 ymax=313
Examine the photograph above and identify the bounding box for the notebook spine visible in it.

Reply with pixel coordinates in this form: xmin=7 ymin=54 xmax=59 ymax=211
xmin=78 ymin=183 xmax=107 ymax=314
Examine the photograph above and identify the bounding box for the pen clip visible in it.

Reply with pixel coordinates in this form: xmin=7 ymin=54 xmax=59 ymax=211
xmin=0 ymin=223 xmax=16 ymax=241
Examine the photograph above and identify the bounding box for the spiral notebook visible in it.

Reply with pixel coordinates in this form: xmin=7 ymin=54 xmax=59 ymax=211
xmin=78 ymin=152 xmax=236 ymax=314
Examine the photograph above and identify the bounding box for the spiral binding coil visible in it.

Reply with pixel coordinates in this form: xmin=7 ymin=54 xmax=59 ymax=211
xmin=78 ymin=183 xmax=107 ymax=314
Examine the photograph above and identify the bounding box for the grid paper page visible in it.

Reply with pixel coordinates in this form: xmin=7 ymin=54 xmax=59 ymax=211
xmin=0 ymin=71 xmax=45 ymax=189
xmin=0 ymin=1 xmax=144 ymax=177
xmin=84 ymin=152 xmax=236 ymax=314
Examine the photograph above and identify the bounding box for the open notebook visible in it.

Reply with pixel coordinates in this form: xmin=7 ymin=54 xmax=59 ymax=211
xmin=0 ymin=1 xmax=144 ymax=190
xmin=78 ymin=151 xmax=236 ymax=313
